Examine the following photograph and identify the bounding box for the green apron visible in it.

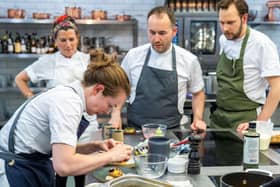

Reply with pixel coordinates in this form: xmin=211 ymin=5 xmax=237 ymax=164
xmin=210 ymin=28 xmax=260 ymax=129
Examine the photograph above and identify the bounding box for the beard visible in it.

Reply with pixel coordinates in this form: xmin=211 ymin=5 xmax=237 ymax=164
xmin=224 ymin=22 xmax=243 ymax=40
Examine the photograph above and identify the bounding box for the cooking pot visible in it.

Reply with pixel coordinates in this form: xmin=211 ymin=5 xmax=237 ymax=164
xmin=204 ymin=72 xmax=217 ymax=95
xmin=65 ymin=7 xmax=81 ymax=19
xmin=91 ymin=10 xmax=107 ymax=20
xmin=221 ymin=169 xmax=273 ymax=187
xmin=7 ymin=9 xmax=25 ymax=19
xmin=115 ymin=14 xmax=131 ymax=21
xmin=32 ymin=12 xmax=51 ymax=19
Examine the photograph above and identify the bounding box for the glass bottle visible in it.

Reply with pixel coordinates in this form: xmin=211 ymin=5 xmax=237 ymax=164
xmin=14 ymin=32 xmax=21 ymax=54
xmin=8 ymin=32 xmax=14 ymax=54
xmin=243 ymin=121 xmax=259 ymax=170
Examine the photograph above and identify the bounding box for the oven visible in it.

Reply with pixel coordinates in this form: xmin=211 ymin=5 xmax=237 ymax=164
xmin=174 ymin=12 xmax=222 ymax=72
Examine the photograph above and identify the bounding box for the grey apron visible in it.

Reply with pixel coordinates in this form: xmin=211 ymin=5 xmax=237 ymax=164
xmin=127 ymin=46 xmax=181 ymax=129
xmin=210 ymin=28 xmax=260 ymax=129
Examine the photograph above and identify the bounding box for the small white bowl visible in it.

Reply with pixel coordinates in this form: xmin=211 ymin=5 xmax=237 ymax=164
xmin=167 ymin=157 xmax=187 ymax=174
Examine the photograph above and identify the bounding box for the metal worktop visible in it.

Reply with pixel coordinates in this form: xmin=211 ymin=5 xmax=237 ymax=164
xmin=86 ymin=128 xmax=280 ymax=187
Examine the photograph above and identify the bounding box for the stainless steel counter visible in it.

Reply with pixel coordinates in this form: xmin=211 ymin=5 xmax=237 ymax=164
xmin=86 ymin=128 xmax=280 ymax=187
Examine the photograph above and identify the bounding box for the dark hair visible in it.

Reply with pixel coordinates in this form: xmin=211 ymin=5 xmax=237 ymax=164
xmin=217 ymin=0 xmax=248 ymax=17
xmin=52 ymin=15 xmax=80 ymax=39
xmin=147 ymin=6 xmax=176 ymax=26
xmin=83 ymin=51 xmax=130 ymax=97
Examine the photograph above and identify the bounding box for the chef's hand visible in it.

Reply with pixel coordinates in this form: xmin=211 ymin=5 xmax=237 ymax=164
xmin=99 ymin=139 xmax=123 ymax=151
xmin=236 ymin=122 xmax=249 ymax=134
xmin=108 ymin=144 xmax=133 ymax=163
xmin=190 ymin=119 xmax=207 ymax=131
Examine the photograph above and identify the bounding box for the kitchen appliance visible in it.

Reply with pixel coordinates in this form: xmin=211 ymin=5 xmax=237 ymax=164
xmin=175 ymin=12 xmax=222 ymax=72
xmin=173 ymin=130 xmax=277 ymax=167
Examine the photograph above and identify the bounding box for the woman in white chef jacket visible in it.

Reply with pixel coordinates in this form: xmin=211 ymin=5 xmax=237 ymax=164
xmin=0 ymin=57 xmax=132 ymax=187
xmin=14 ymin=15 xmax=97 ymax=187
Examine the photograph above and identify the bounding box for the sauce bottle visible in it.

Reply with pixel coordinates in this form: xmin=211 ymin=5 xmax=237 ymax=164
xmin=243 ymin=121 xmax=259 ymax=170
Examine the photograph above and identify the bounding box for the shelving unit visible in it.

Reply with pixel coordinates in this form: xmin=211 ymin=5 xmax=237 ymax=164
xmin=0 ymin=18 xmax=138 ymax=121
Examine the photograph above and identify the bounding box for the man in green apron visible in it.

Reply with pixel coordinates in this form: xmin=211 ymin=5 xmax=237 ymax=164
xmin=210 ymin=0 xmax=280 ymax=131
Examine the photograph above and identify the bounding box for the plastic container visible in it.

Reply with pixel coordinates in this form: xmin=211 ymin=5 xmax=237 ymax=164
xmin=142 ymin=123 xmax=167 ymax=139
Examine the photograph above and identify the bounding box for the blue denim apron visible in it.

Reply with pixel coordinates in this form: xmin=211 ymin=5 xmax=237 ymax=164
xmin=127 ymin=46 xmax=181 ymax=128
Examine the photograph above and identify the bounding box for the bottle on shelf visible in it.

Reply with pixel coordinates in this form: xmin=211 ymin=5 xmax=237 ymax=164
xmin=20 ymin=37 xmax=27 ymax=53
xmin=7 ymin=32 xmax=14 ymax=54
xmin=47 ymin=35 xmax=55 ymax=54
xmin=1 ymin=31 xmax=9 ymax=53
xmin=14 ymin=32 xmax=22 ymax=54
xmin=25 ymin=33 xmax=32 ymax=54
xmin=31 ymin=33 xmax=37 ymax=54
xmin=243 ymin=121 xmax=260 ymax=170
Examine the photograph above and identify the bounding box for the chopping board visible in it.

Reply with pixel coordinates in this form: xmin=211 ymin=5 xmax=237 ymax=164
xmin=92 ymin=166 xmax=136 ymax=183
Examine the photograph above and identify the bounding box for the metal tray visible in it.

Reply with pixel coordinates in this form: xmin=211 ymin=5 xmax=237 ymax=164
xmin=106 ymin=175 xmax=173 ymax=187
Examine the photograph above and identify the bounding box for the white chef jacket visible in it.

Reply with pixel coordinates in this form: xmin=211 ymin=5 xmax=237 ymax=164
xmin=219 ymin=27 xmax=280 ymax=104
xmin=121 ymin=43 xmax=204 ymax=117
xmin=25 ymin=51 xmax=89 ymax=88
xmin=0 ymin=81 xmax=85 ymax=185
xmin=25 ymin=51 xmax=99 ymax=142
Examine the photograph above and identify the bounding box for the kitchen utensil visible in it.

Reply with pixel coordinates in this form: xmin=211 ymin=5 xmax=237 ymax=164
xmin=107 ymin=174 xmax=173 ymax=187
xmin=204 ymin=72 xmax=217 ymax=95
xmin=85 ymin=183 xmax=102 ymax=187
xmin=256 ymin=121 xmax=274 ymax=150
xmin=65 ymin=7 xmax=81 ymax=19
xmin=115 ymin=14 xmax=131 ymax=21
xmin=91 ymin=10 xmax=107 ymax=20
xmin=220 ymin=169 xmax=273 ymax=187
xmin=32 ymin=12 xmax=51 ymax=19
xmin=142 ymin=123 xmax=167 ymax=139
xmin=148 ymin=136 xmax=171 ymax=158
xmin=111 ymin=129 xmax=124 ymax=142
xmin=172 ymin=136 xmax=189 ymax=147
xmin=134 ymin=153 xmax=167 ymax=179
xmin=7 ymin=9 xmax=25 ymax=19
xmin=167 ymin=156 xmax=187 ymax=174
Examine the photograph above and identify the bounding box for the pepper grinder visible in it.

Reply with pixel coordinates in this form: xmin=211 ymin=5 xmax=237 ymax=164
xmin=187 ymin=132 xmax=201 ymax=175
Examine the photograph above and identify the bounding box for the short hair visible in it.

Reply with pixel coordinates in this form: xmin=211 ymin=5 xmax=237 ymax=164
xmin=147 ymin=6 xmax=176 ymax=26
xmin=217 ymin=0 xmax=249 ymax=17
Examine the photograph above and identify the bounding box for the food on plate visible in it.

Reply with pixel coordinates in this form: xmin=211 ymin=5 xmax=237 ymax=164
xmin=124 ymin=127 xmax=136 ymax=134
xmin=134 ymin=141 xmax=148 ymax=156
xmin=271 ymin=134 xmax=280 ymax=144
xmin=108 ymin=167 xmax=124 ymax=178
